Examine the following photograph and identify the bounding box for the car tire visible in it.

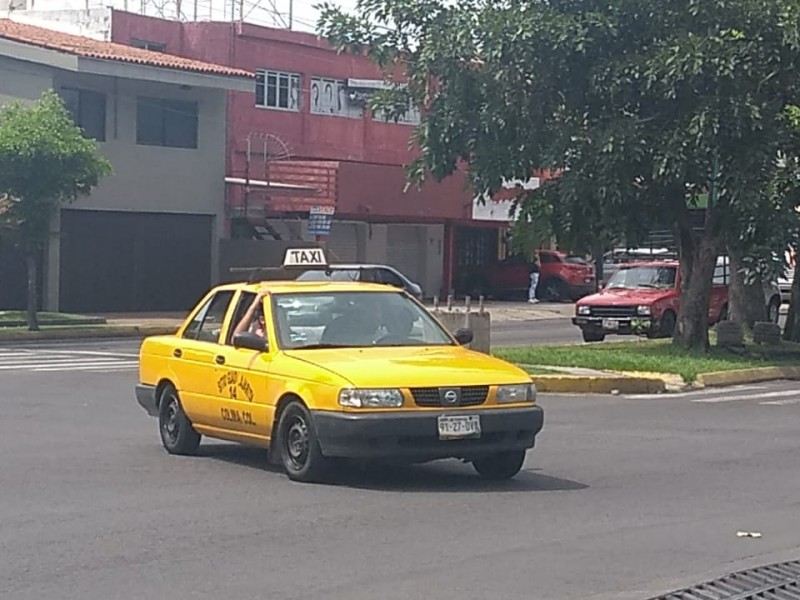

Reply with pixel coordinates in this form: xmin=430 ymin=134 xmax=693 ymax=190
xmin=658 ymin=310 xmax=676 ymax=338
xmin=538 ymin=278 xmax=568 ymax=302
xmin=719 ymin=304 xmax=729 ymax=323
xmin=472 ymin=451 xmax=526 ymax=480
xmin=277 ymin=401 xmax=330 ymax=483
xmin=158 ymin=385 xmax=201 ymax=456
xmin=767 ymin=297 xmax=781 ymax=324
xmin=581 ymin=329 xmax=606 ymax=343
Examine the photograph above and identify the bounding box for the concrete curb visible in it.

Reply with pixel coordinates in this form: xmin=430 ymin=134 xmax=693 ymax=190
xmin=0 ymin=317 xmax=107 ymax=328
xmin=696 ymin=366 xmax=800 ymax=388
xmin=0 ymin=325 xmax=178 ymax=342
xmin=531 ymin=375 xmax=667 ymax=394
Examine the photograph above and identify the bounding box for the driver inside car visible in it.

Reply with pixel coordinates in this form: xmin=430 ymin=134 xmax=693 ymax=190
xmin=233 ymin=288 xmax=269 ymax=339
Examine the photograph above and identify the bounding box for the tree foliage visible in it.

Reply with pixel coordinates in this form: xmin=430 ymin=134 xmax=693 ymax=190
xmin=319 ymin=0 xmax=800 ymax=350
xmin=0 ymin=90 xmax=112 ymax=330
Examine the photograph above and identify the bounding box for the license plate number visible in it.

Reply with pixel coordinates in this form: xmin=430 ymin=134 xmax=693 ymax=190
xmin=602 ymin=318 xmax=619 ymax=330
xmin=437 ymin=415 xmax=481 ymax=439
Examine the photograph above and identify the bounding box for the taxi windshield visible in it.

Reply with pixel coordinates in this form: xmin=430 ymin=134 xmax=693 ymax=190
xmin=606 ymin=265 xmax=677 ymax=290
xmin=272 ymin=291 xmax=454 ymax=349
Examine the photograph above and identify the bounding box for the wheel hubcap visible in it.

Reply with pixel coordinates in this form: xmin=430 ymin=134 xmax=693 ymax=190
xmin=163 ymin=397 xmax=179 ymax=443
xmin=285 ymin=417 xmax=309 ymax=469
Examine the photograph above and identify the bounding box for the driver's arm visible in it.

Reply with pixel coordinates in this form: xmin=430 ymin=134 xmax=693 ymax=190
xmin=234 ymin=289 xmax=268 ymax=336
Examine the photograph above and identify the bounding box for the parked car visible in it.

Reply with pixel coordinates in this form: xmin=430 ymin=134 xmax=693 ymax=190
xmin=573 ymin=257 xmax=781 ymax=343
xmin=461 ymin=250 xmax=596 ymax=302
xmin=296 ymin=264 xmax=423 ymax=300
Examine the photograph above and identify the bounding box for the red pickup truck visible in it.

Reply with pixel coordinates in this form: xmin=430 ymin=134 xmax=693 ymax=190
xmin=571 ymin=260 xmax=729 ymax=342
xmin=462 ymin=250 xmax=596 ymax=301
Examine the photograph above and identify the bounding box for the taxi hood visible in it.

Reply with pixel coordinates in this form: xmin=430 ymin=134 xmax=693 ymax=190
xmin=284 ymin=346 xmax=530 ymax=388
xmin=579 ymin=286 xmax=675 ymax=306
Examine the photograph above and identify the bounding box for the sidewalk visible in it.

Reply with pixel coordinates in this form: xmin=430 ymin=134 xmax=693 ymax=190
xmin=98 ymin=301 xmax=576 ymax=329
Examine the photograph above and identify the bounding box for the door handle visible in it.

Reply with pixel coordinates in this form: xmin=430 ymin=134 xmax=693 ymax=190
xmin=215 ymin=355 xmax=225 ymax=365
xmin=173 ymin=348 xmax=182 ymax=358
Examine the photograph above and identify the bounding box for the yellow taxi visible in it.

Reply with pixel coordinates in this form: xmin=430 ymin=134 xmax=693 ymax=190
xmin=136 ymin=248 xmax=544 ymax=482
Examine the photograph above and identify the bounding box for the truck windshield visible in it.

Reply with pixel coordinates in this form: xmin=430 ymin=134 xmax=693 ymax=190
xmin=606 ymin=266 xmax=677 ymax=289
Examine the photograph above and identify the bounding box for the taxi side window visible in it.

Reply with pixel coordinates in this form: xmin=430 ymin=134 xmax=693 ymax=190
xmin=183 ymin=290 xmax=234 ymax=343
xmin=226 ymin=291 xmax=256 ymax=345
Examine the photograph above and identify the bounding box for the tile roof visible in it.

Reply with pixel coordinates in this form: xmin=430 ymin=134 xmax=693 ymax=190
xmin=0 ymin=19 xmax=254 ymax=79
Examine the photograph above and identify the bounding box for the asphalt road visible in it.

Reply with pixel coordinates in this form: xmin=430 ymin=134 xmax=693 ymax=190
xmin=492 ymin=317 xmax=583 ymax=346
xmin=3 ymin=339 xmax=800 ymax=600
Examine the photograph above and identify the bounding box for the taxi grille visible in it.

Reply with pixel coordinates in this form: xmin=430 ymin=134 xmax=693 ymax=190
xmin=410 ymin=386 xmax=489 ymax=407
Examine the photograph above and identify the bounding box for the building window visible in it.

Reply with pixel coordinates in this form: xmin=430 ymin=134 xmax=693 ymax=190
xmin=136 ymin=97 xmax=198 ymax=149
xmin=255 ymin=70 xmax=301 ymax=111
xmin=131 ymin=39 xmax=166 ymax=52
xmin=310 ymin=77 xmax=362 ymax=118
xmin=60 ymin=87 xmax=106 ymax=141
xmin=373 ymin=101 xmax=421 ymax=125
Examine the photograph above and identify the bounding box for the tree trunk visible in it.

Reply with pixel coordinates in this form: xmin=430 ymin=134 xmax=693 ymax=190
xmin=783 ymin=258 xmax=800 ymax=342
xmin=26 ymin=251 xmax=39 ymax=332
xmin=674 ymin=233 xmax=720 ymax=351
xmin=727 ymin=246 xmax=766 ymax=333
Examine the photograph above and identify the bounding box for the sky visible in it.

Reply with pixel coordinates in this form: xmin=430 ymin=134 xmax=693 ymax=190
xmin=22 ymin=0 xmax=358 ymax=34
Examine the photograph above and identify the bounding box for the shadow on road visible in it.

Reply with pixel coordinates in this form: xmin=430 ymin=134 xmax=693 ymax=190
xmin=201 ymin=443 xmax=588 ymax=493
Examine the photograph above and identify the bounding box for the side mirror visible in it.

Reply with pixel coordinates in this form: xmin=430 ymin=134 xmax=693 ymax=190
xmin=454 ymin=328 xmax=474 ymax=345
xmin=233 ymin=332 xmax=268 ymax=352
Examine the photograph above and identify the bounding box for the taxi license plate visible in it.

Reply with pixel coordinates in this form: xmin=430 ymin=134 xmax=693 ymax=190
xmin=437 ymin=415 xmax=481 ymax=440
xmin=602 ymin=318 xmax=619 ymax=330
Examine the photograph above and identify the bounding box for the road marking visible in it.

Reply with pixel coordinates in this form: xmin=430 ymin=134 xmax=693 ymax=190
xmin=0 ymin=347 xmax=138 ymax=373
xmin=625 ymin=385 xmax=767 ymax=400
xmin=32 ymin=361 xmax=139 ymax=372
xmin=691 ymin=390 xmax=800 ymax=404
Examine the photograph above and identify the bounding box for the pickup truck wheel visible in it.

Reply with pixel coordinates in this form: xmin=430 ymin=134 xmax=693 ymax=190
xmin=539 ymin=278 xmax=568 ymax=302
xmin=719 ymin=304 xmax=729 ymax=323
xmin=158 ymin=385 xmax=201 ymax=456
xmin=278 ymin=401 xmax=330 ymax=483
xmin=659 ymin=310 xmax=676 ymax=338
xmin=767 ymin=297 xmax=781 ymax=324
xmin=581 ymin=329 xmax=605 ymax=343
xmin=472 ymin=451 xmax=526 ymax=480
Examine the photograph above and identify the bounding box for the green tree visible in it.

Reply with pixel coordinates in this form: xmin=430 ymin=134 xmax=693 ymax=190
xmin=0 ymin=90 xmax=112 ymax=330
xmin=318 ymin=0 xmax=800 ymax=350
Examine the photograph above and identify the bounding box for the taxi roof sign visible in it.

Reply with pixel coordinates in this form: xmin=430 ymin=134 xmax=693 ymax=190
xmin=283 ymin=247 xmax=328 ymax=269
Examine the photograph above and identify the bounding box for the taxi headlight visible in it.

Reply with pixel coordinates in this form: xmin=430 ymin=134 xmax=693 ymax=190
xmin=496 ymin=383 xmax=536 ymax=403
xmin=577 ymin=305 xmax=591 ymax=316
xmin=637 ymin=305 xmax=652 ymax=316
xmin=338 ymin=388 xmax=404 ymax=408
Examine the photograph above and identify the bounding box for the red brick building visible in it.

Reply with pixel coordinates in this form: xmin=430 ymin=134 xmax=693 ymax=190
xmin=107 ymin=11 xmax=532 ymax=297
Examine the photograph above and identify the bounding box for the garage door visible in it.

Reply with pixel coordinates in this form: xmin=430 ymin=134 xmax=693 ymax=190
xmin=387 ymin=224 xmax=423 ymax=284
xmin=324 ymin=222 xmax=360 ymax=263
xmin=59 ymin=209 xmax=213 ymax=313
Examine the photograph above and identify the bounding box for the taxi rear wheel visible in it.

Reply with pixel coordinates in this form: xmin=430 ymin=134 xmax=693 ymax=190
xmin=472 ymin=450 xmax=526 ymax=480
xmin=158 ymin=385 xmax=201 ymax=456
xmin=278 ymin=402 xmax=329 ymax=483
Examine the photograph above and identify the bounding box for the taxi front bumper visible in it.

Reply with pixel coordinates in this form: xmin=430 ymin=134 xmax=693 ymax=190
xmin=311 ymin=406 xmax=544 ymax=461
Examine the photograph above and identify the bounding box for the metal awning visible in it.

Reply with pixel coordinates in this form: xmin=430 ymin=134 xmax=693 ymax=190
xmin=224 ymin=177 xmax=318 ymax=194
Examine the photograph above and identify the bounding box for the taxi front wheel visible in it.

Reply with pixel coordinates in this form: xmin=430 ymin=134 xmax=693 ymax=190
xmin=158 ymin=385 xmax=201 ymax=456
xmin=277 ymin=402 xmax=329 ymax=483
xmin=472 ymin=451 xmax=526 ymax=480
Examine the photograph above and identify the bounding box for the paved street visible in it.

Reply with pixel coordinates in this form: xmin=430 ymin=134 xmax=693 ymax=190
xmin=3 ymin=339 xmax=800 ymax=600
